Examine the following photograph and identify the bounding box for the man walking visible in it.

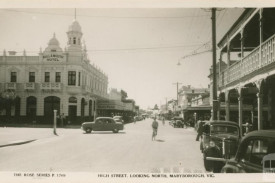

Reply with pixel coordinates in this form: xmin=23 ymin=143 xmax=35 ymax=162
xmin=152 ymin=117 xmax=159 ymax=141
xmin=196 ymin=118 xmax=203 ymax=141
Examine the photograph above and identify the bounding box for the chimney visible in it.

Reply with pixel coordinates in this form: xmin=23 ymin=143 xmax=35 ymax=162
xmin=8 ymin=51 xmax=17 ymax=56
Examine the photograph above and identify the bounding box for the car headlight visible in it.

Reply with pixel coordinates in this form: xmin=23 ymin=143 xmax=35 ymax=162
xmin=209 ymin=140 xmax=216 ymax=147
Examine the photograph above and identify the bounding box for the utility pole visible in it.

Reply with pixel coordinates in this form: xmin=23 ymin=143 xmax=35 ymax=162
xmin=212 ymin=8 xmax=218 ymax=120
xmin=166 ymin=97 xmax=168 ymax=111
xmin=173 ymin=82 xmax=182 ymax=106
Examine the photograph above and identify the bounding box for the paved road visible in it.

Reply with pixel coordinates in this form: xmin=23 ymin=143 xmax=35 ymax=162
xmin=0 ymin=119 xmax=205 ymax=173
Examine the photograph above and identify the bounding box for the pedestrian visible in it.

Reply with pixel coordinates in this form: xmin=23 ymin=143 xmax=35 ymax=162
xmin=196 ymin=118 xmax=203 ymax=141
xmin=152 ymin=117 xmax=159 ymax=141
xmin=162 ymin=116 xmax=165 ymax=126
xmin=59 ymin=113 xmax=65 ymax=127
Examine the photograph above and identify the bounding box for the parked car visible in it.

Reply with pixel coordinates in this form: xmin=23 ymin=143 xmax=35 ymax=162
xmin=134 ymin=116 xmax=143 ymax=121
xmin=171 ymin=117 xmax=184 ymax=128
xmin=113 ymin=116 xmax=124 ymax=123
xmin=201 ymin=121 xmax=241 ymax=172
xmin=81 ymin=117 xmax=124 ymax=133
xmin=220 ymin=130 xmax=275 ymax=173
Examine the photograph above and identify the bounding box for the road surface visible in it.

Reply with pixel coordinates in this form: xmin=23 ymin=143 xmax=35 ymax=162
xmin=0 ymin=118 xmax=205 ymax=173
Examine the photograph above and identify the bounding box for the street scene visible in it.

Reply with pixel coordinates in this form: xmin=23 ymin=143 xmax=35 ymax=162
xmin=0 ymin=6 xmax=275 ymax=183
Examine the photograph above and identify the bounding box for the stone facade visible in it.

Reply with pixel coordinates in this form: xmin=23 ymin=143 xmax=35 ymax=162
xmin=0 ymin=19 xmax=108 ymax=125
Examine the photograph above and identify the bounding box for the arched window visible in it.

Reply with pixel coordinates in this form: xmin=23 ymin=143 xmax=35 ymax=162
xmin=73 ymin=37 xmax=76 ymax=44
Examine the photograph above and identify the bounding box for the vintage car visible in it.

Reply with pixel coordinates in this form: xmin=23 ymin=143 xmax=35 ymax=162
xmin=113 ymin=116 xmax=124 ymax=123
xmin=220 ymin=130 xmax=275 ymax=173
xmin=171 ymin=117 xmax=184 ymax=128
xmin=200 ymin=121 xmax=241 ymax=172
xmin=81 ymin=117 xmax=124 ymax=133
xmin=134 ymin=116 xmax=143 ymax=121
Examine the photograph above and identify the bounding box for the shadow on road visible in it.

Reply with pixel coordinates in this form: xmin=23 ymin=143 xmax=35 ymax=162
xmin=155 ymin=139 xmax=165 ymax=142
xmin=83 ymin=132 xmax=126 ymax=135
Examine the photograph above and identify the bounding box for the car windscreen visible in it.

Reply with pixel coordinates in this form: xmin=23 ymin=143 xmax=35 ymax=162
xmin=210 ymin=125 xmax=239 ymax=135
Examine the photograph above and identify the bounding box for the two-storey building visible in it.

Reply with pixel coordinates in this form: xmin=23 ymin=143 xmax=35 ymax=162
xmin=97 ymin=88 xmax=138 ymax=123
xmin=216 ymin=8 xmax=275 ymax=132
xmin=177 ymin=85 xmax=210 ymax=120
xmin=0 ymin=19 xmax=108 ymax=125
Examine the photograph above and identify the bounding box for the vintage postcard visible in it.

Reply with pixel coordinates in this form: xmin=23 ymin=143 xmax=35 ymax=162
xmin=0 ymin=0 xmax=275 ymax=183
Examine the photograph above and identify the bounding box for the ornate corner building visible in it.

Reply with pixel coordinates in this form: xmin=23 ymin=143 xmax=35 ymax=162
xmin=0 ymin=19 xmax=108 ymax=125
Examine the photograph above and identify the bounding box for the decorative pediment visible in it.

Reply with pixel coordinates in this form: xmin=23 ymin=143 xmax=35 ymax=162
xmin=7 ymin=66 xmax=20 ymax=72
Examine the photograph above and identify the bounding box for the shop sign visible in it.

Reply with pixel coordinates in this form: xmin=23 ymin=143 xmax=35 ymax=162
xmin=43 ymin=54 xmax=64 ymax=61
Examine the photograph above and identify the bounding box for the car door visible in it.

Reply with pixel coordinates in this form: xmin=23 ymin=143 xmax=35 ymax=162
xmin=105 ymin=119 xmax=114 ymax=131
xmin=94 ymin=119 xmax=104 ymax=131
xmin=237 ymin=138 xmax=268 ymax=173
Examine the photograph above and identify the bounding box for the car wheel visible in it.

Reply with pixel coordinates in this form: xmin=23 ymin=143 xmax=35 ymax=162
xmin=113 ymin=129 xmax=119 ymax=133
xmin=221 ymin=167 xmax=233 ymax=173
xmin=85 ymin=128 xmax=92 ymax=133
xmin=204 ymin=149 xmax=223 ymax=173
xmin=203 ymin=153 xmax=212 ymax=172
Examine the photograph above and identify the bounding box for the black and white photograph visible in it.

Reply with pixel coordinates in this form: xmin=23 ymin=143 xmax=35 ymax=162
xmin=0 ymin=1 xmax=275 ymax=183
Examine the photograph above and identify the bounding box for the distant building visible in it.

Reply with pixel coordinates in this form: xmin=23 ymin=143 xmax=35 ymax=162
xmin=97 ymin=88 xmax=137 ymax=122
xmin=0 ymin=19 xmax=108 ymax=124
xmin=177 ymin=85 xmax=210 ymax=120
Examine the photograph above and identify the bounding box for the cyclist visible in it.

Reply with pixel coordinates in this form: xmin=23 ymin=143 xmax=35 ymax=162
xmin=152 ymin=117 xmax=159 ymax=141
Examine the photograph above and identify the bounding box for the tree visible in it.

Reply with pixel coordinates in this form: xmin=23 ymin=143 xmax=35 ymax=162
xmin=154 ymin=104 xmax=159 ymax=110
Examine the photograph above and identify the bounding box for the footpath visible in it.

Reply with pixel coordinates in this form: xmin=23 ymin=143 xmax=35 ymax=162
xmin=0 ymin=126 xmax=79 ymax=148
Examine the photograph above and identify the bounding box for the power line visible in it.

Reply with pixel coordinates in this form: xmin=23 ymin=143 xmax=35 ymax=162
xmin=1 ymin=9 xmax=211 ymax=19
xmin=179 ymin=8 xmax=228 ymax=61
xmin=0 ymin=42 xmax=208 ymax=54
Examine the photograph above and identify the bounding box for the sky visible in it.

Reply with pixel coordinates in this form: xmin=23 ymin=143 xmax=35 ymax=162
xmin=0 ymin=8 xmax=244 ymax=109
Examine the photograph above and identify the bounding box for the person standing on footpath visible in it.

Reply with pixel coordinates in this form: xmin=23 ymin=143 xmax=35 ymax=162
xmin=152 ymin=117 xmax=159 ymax=141
xmin=196 ymin=118 xmax=203 ymax=141
xmin=59 ymin=113 xmax=66 ymax=127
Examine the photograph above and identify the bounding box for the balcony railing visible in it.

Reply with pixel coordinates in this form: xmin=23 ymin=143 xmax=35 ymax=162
xmin=5 ymin=83 xmax=16 ymax=90
xmin=220 ymin=33 xmax=275 ymax=87
xmin=41 ymin=83 xmax=61 ymax=90
xmin=24 ymin=83 xmax=35 ymax=90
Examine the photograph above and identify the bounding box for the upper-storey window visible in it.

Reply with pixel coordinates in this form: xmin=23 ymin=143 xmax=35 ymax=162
xmin=11 ymin=72 xmax=17 ymax=82
xmin=78 ymin=72 xmax=81 ymax=86
xmin=55 ymin=72 xmax=61 ymax=83
xmin=29 ymin=72 xmax=35 ymax=82
xmin=45 ymin=72 xmax=50 ymax=82
xmin=68 ymin=71 xmax=76 ymax=86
